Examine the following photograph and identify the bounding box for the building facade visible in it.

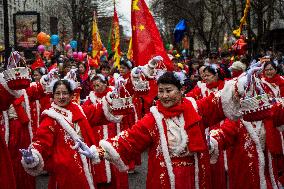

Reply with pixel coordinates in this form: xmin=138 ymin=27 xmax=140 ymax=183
xmin=0 ymin=0 xmax=51 ymax=47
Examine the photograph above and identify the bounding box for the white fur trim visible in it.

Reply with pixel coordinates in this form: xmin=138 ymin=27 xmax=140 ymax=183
xmin=21 ymin=148 xmax=44 ymax=176
xmin=103 ymin=125 xmax=111 ymax=183
xmin=223 ymin=150 xmax=228 ymax=171
xmin=165 ymin=114 xmax=187 ymax=156
xmin=0 ymin=73 xmax=24 ymax=98
xmin=79 ymin=154 xmax=95 ymax=189
xmin=2 ymin=111 xmax=9 ymax=145
xmin=99 ymin=140 xmax=129 ymax=172
xmin=89 ymin=91 xmax=101 ymax=105
xmin=102 ymin=96 xmax=122 ymax=123
xmin=150 ymin=106 xmax=175 ymax=189
xmin=242 ymin=120 xmax=267 ymax=189
xmin=199 ymin=82 xmax=207 ymax=97
xmin=209 ymin=137 xmax=219 ymax=164
xmin=23 ymin=90 xmax=33 ymax=142
xmin=42 ymin=108 xmax=95 ymax=189
xmin=194 ymin=153 xmax=199 ymax=189
xmin=268 ymin=152 xmax=278 ymax=189
xmin=50 ymin=102 xmax=72 ymax=123
xmin=116 ymin=123 xmax=121 ymax=134
xmin=186 ymin=97 xmax=198 ymax=113
xmin=280 ymin=132 xmax=284 ymax=155
xmin=132 ymin=103 xmax=138 ymax=122
xmin=35 ymin=100 xmax=40 ymax=128
xmin=221 ymin=79 xmax=242 ymax=120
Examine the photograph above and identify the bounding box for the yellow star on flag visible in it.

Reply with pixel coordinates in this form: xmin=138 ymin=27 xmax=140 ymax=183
xmin=133 ymin=0 xmax=140 ymax=11
xmin=139 ymin=24 xmax=145 ymax=31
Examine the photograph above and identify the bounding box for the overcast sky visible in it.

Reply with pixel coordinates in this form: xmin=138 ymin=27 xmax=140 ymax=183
xmin=115 ymin=0 xmax=150 ymax=36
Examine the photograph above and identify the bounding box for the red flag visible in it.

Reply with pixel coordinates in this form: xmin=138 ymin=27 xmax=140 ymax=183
xmin=131 ymin=0 xmax=173 ymax=70
xmin=31 ymin=57 xmax=45 ymax=70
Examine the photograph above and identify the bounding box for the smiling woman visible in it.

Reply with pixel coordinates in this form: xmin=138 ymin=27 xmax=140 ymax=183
xmin=20 ymin=79 xmax=99 ymax=189
xmin=77 ymin=71 xmax=232 ymax=189
xmin=157 ymin=72 xmax=183 ymax=108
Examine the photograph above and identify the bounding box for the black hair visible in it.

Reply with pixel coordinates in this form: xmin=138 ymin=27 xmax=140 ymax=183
xmin=264 ymin=61 xmax=278 ymax=72
xmin=33 ymin=67 xmax=45 ymax=76
xmin=100 ymin=61 xmax=111 ymax=71
xmin=120 ymin=57 xmax=133 ymax=69
xmin=157 ymin=71 xmax=182 ymax=90
xmin=108 ymin=52 xmax=114 ymax=61
xmin=78 ymin=62 xmax=87 ymax=70
xmin=204 ymin=65 xmax=224 ymax=80
xmin=91 ymin=74 xmax=109 ymax=85
xmin=52 ymin=80 xmax=73 ymax=96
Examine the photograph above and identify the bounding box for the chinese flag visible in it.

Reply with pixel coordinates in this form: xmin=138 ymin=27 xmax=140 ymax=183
xmin=131 ymin=0 xmax=173 ymax=70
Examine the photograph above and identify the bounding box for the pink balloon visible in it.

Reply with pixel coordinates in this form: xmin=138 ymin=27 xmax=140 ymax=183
xmin=37 ymin=45 xmax=45 ymax=53
xmin=78 ymin=52 xmax=83 ymax=61
xmin=73 ymin=52 xmax=78 ymax=58
xmin=82 ymin=52 xmax=87 ymax=58
xmin=65 ymin=44 xmax=71 ymax=51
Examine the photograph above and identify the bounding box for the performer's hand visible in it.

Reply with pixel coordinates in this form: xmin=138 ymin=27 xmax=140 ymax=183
xmin=20 ymin=147 xmax=34 ymax=164
xmin=131 ymin=67 xmax=142 ymax=78
xmin=246 ymin=61 xmax=264 ymax=87
xmin=76 ymin=139 xmax=98 ymax=159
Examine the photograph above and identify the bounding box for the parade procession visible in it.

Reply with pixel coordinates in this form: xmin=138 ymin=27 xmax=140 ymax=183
xmin=1 ymin=0 xmax=284 ymax=188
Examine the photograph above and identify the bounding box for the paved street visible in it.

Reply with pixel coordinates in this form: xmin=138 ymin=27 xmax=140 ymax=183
xmin=36 ymin=152 xmax=148 ymax=189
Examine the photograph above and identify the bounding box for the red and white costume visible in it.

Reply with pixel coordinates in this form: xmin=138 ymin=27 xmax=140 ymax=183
xmin=22 ymin=102 xmax=98 ymax=189
xmin=261 ymin=74 xmax=284 ymax=185
xmin=186 ymin=80 xmax=228 ymax=189
xmin=99 ymin=95 xmax=226 ymax=189
xmin=83 ymin=87 xmax=128 ymax=189
xmin=6 ymin=82 xmax=44 ymax=189
xmin=0 ymin=73 xmax=28 ymax=189
xmin=210 ymin=104 xmax=284 ymax=189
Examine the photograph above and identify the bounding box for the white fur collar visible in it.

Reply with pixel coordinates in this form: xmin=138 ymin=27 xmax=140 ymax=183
xmin=50 ymin=102 xmax=72 ymax=123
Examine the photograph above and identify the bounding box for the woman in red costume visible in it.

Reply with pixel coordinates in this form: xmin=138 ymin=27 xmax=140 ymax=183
xmin=186 ymin=65 xmax=227 ymax=189
xmin=78 ymin=71 xmax=235 ymax=189
xmin=83 ymin=74 xmax=128 ymax=189
xmin=20 ymin=80 xmax=100 ymax=189
xmin=0 ymin=73 xmax=25 ymax=189
xmin=7 ymin=81 xmax=44 ymax=189
xmin=261 ymin=61 xmax=284 ymax=185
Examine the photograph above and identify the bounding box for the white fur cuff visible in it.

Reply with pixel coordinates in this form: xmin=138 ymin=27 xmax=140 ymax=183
xmin=21 ymin=149 xmax=44 ymax=176
xmin=99 ymin=140 xmax=128 ymax=172
xmin=90 ymin=145 xmax=101 ymax=164
xmin=209 ymin=137 xmax=219 ymax=164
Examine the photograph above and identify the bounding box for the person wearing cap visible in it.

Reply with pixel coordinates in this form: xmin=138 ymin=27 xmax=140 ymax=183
xmin=229 ymin=60 xmax=247 ymax=78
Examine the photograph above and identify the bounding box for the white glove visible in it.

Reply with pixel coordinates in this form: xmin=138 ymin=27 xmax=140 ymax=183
xmin=75 ymin=139 xmax=100 ymax=163
xmin=131 ymin=67 xmax=142 ymax=78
